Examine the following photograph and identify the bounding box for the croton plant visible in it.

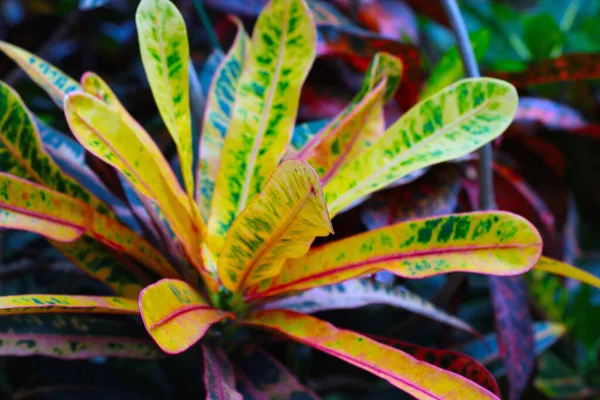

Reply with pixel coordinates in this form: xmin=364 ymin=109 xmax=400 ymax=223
xmin=0 ymin=0 xmax=598 ymax=398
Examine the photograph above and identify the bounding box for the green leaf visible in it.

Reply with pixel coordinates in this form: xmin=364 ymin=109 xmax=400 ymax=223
xmin=523 ymin=14 xmax=566 ymax=61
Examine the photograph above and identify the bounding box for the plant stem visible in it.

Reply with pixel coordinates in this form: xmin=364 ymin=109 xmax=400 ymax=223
xmin=441 ymin=0 xmax=495 ymax=211
xmin=192 ymin=0 xmax=221 ymax=51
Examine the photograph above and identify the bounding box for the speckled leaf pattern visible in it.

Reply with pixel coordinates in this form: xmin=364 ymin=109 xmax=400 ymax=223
xmin=489 ymin=276 xmax=534 ymax=400
xmin=136 ymin=0 xmax=196 ymax=208
xmin=456 ymin=321 xmax=566 ymax=368
xmin=219 ymin=159 xmax=333 ymax=292
xmin=0 ymin=41 xmax=80 ymax=107
xmin=247 ymin=211 xmax=542 ymax=300
xmin=64 ymin=92 xmax=202 ymax=267
xmin=231 ymin=344 xmax=320 ymax=400
xmin=207 ymin=0 xmax=317 ymax=254
xmin=533 ymin=256 xmax=600 ymax=289
xmin=288 ymin=118 xmax=328 ymax=153
xmin=197 ymin=19 xmax=250 ymax=221
xmin=0 ymin=172 xmax=176 ymax=279
xmin=260 ymin=278 xmax=476 ymax=334
xmin=324 ymin=78 xmax=518 ymax=216
xmin=0 ymin=172 xmax=91 ymax=241
xmin=243 ymin=310 xmax=499 ymax=399
xmin=202 ymin=345 xmax=243 ymax=400
xmin=0 ymin=295 xmax=138 ymax=315
xmin=0 ymin=314 xmax=160 ymax=359
xmin=298 ymin=53 xmax=402 ymax=181
xmin=139 ymin=279 xmax=233 ymax=354
xmin=0 ymin=81 xmax=144 ymax=297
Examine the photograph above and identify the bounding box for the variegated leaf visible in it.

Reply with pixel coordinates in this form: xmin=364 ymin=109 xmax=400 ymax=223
xmin=197 ymin=18 xmax=251 ymax=221
xmin=202 ymin=345 xmax=243 ymax=400
xmin=0 ymin=295 xmax=138 ymax=315
xmin=218 ymin=159 xmax=333 ymax=292
xmin=246 ymin=212 xmax=542 ymax=300
xmin=207 ymin=0 xmax=317 ymax=254
xmin=324 ymin=78 xmax=518 ymax=216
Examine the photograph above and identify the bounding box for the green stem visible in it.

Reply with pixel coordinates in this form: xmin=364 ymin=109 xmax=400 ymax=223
xmin=192 ymin=0 xmax=222 ymax=51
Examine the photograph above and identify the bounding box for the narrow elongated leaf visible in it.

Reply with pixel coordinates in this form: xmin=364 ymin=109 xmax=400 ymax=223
xmin=289 ymin=119 xmax=329 ymax=153
xmin=247 ymin=211 xmax=542 ymax=300
xmin=260 ymin=278 xmax=477 ymax=334
xmin=136 ymin=0 xmax=196 ymax=206
xmin=533 ymin=256 xmax=600 ymax=289
xmin=202 ymin=345 xmax=243 ymax=400
xmin=0 ymin=42 xmax=80 ymax=107
xmin=297 ymin=53 xmax=402 ymax=180
xmin=456 ymin=322 xmax=566 ymax=373
xmin=197 ymin=19 xmax=251 ymax=221
xmin=243 ymin=310 xmax=499 ymax=399
xmin=0 ymin=81 xmax=144 ymax=296
xmin=231 ymin=344 xmax=320 ymax=400
xmin=490 ymin=53 xmax=600 ymax=88
xmin=374 ymin=338 xmax=501 ymax=397
xmin=207 ymin=0 xmax=317 ymax=254
xmin=139 ymin=279 xmax=233 ymax=354
xmin=489 ymin=276 xmax=534 ymax=400
xmin=0 ymin=314 xmax=160 ymax=359
xmin=420 ymin=29 xmax=490 ymax=100
xmin=64 ymin=92 xmax=202 ymax=266
xmin=80 ymin=72 xmax=187 ymax=218
xmin=0 ymin=172 xmax=177 ymax=278
xmin=219 ymin=159 xmax=333 ymax=292
xmin=323 ymin=78 xmax=518 ymax=216
xmin=0 ymin=295 xmax=138 ymax=315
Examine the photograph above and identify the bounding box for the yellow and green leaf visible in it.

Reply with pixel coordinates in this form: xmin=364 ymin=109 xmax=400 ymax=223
xmin=197 ymin=18 xmax=250 ymax=221
xmin=0 ymin=41 xmax=80 ymax=107
xmin=297 ymin=52 xmax=402 ymax=181
xmin=243 ymin=310 xmax=499 ymax=399
xmin=64 ymin=92 xmax=203 ymax=267
xmin=0 ymin=81 xmax=144 ymax=297
xmin=136 ymin=0 xmax=196 ymax=212
xmin=207 ymin=0 xmax=317 ymax=254
xmin=0 ymin=172 xmax=177 ymax=279
xmin=139 ymin=279 xmax=234 ymax=354
xmin=324 ymin=78 xmax=518 ymax=216
xmin=0 ymin=314 xmax=160 ymax=359
xmin=0 ymin=295 xmax=138 ymax=315
xmin=218 ymin=159 xmax=333 ymax=293
xmin=247 ymin=211 xmax=542 ymax=300
xmin=533 ymin=256 xmax=600 ymax=290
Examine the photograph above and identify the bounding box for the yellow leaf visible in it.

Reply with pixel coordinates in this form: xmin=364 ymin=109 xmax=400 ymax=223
xmin=139 ymin=279 xmax=233 ymax=354
xmin=207 ymin=0 xmax=317 ymax=255
xmin=534 ymin=256 xmax=600 ymax=289
xmin=218 ymin=159 xmax=333 ymax=292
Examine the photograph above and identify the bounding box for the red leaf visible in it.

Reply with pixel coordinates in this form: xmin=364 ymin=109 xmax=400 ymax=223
xmin=489 ymin=53 xmax=600 ymax=88
xmin=489 ymin=276 xmax=535 ymax=400
xmin=202 ymin=345 xmax=242 ymax=400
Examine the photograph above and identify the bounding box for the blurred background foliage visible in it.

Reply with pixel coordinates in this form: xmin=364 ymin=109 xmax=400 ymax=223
xmin=1 ymin=0 xmax=600 ymax=398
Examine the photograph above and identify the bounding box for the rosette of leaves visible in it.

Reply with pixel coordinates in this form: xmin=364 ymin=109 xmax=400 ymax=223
xmin=1 ymin=0 xmax=594 ymax=398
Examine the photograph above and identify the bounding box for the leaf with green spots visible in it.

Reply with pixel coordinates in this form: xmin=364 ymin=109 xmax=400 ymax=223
xmin=207 ymin=0 xmax=317 ymax=255
xmin=202 ymin=345 xmax=243 ymax=400
xmin=0 ymin=41 xmax=80 ymax=107
xmin=136 ymin=0 xmax=196 ymax=211
xmin=0 ymin=294 xmax=138 ymax=315
xmin=197 ymin=18 xmax=251 ymax=222
xmin=139 ymin=279 xmax=234 ymax=354
xmin=525 ymin=269 xmax=568 ymax=321
xmin=219 ymin=159 xmax=332 ymax=293
xmin=0 ymin=172 xmax=177 ymax=279
xmin=297 ymin=52 xmax=402 ymax=181
xmin=231 ymin=344 xmax=319 ymax=400
xmin=533 ymin=256 xmax=600 ymax=290
xmin=246 ymin=211 xmax=542 ymax=300
xmin=323 ymin=78 xmax=518 ymax=217
xmin=420 ymin=29 xmax=490 ymax=100
xmin=0 ymin=314 xmax=160 ymax=359
xmin=288 ymin=118 xmax=328 ymax=153
xmin=242 ymin=310 xmax=499 ymax=399
xmin=260 ymin=278 xmax=477 ymax=334
xmin=64 ymin=91 xmax=203 ymax=270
